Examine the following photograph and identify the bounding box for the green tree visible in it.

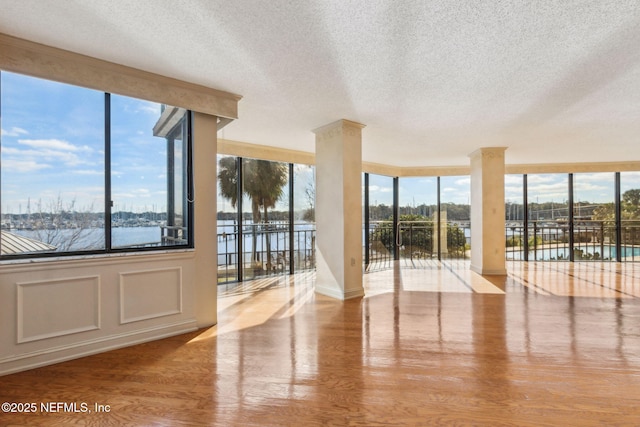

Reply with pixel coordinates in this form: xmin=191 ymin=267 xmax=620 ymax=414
xmin=593 ymin=189 xmax=640 ymax=222
xmin=369 ymin=213 xmax=467 ymax=259
xmin=623 ymin=189 xmax=640 ymax=216
xmin=218 ymin=158 xmax=288 ymax=270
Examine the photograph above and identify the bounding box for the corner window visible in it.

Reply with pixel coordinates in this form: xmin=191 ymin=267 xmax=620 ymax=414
xmin=0 ymin=71 xmax=192 ymax=258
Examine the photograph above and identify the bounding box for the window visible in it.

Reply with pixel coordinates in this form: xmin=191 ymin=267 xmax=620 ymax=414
xmin=293 ymin=164 xmax=315 ymax=271
xmin=241 ymin=158 xmax=289 ymax=280
xmin=0 ymin=71 xmax=192 ymax=258
xmin=440 ymin=176 xmax=470 ymax=259
xmin=216 ymin=157 xmax=315 ymax=284
xmin=398 ymin=177 xmax=438 ymax=260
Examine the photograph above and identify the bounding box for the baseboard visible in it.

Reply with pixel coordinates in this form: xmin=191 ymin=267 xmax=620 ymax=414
xmin=315 ymin=284 xmax=364 ymax=300
xmin=0 ymin=319 xmax=198 ymax=376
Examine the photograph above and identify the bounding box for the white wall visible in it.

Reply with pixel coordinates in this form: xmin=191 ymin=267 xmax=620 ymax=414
xmin=0 ymin=253 xmax=197 ymax=375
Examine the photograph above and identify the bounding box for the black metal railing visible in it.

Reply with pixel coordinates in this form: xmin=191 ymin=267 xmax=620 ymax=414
xmin=217 ymin=221 xmax=316 ymax=284
xmin=366 ymin=220 xmax=470 ymax=271
xmin=505 ymin=220 xmax=640 ymax=261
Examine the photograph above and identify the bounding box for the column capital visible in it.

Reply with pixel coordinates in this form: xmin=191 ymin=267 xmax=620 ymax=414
xmin=468 ymin=147 xmax=507 ymax=160
xmin=312 ymin=119 xmax=365 ymax=141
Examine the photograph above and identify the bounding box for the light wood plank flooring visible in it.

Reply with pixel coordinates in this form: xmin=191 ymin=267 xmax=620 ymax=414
xmin=1 ymin=261 xmax=639 ymax=426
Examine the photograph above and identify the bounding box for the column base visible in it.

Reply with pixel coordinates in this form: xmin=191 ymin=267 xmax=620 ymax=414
xmin=470 ymin=264 xmax=507 ymax=276
xmin=315 ymin=284 xmax=365 ymax=300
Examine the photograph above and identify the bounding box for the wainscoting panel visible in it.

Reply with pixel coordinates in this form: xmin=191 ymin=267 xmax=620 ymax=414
xmin=120 ymin=267 xmax=182 ymax=324
xmin=17 ymin=276 xmax=101 ymax=343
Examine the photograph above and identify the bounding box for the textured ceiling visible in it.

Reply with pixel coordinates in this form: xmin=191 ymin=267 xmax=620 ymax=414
xmin=1 ymin=0 xmax=640 ymax=167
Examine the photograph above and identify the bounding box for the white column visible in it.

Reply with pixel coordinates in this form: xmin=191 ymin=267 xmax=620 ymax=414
xmin=469 ymin=147 xmax=507 ymax=275
xmin=193 ymin=112 xmax=218 ymax=326
xmin=313 ymin=119 xmax=365 ymax=300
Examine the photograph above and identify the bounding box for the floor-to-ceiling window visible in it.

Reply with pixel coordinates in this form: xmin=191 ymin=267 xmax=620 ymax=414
xmin=216 ymin=157 xmax=316 ymax=284
xmin=506 ymin=171 xmax=640 ymax=263
xmin=398 ymin=177 xmax=437 ymax=262
xmin=620 ymin=172 xmax=640 ymax=261
xmin=216 ymin=154 xmax=239 ymax=282
xmin=573 ymin=172 xmax=615 ymax=260
xmin=505 ymin=174 xmax=525 ymax=260
xmin=366 ymin=174 xmax=395 ymax=269
xmin=240 ymin=158 xmax=289 ymax=281
xmin=440 ymin=176 xmax=470 ymax=259
xmin=525 ymin=173 xmax=569 ymax=260
xmin=293 ymin=164 xmax=315 ymax=272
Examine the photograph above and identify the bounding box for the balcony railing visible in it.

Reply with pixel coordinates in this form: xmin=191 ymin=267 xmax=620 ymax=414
xmin=216 ymin=219 xmax=640 ymax=284
xmin=505 ymin=220 xmax=640 ymax=261
xmin=366 ymin=220 xmax=470 ymax=271
xmin=217 ymin=221 xmax=316 ymax=284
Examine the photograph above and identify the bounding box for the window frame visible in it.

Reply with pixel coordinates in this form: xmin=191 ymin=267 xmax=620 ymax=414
xmin=0 ymin=71 xmax=194 ymax=260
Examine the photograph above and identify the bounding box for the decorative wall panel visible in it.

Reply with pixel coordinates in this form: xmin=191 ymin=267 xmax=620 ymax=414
xmin=17 ymin=276 xmax=100 ymax=343
xmin=120 ymin=267 xmax=182 ymax=324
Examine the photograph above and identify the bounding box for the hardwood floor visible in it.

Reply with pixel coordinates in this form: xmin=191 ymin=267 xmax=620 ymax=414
xmin=1 ymin=261 xmax=639 ymax=426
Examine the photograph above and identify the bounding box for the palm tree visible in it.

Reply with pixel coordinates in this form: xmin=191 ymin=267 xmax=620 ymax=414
xmin=218 ymin=157 xmax=288 ymax=271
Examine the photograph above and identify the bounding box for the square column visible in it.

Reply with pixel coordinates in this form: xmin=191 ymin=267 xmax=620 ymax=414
xmin=469 ymin=147 xmax=507 ymax=275
xmin=193 ymin=112 xmax=218 ymax=327
xmin=313 ymin=119 xmax=365 ymax=300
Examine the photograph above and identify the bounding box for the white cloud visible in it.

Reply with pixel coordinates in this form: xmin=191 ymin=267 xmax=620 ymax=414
xmin=573 ymin=172 xmax=615 ymax=183
xmin=2 ymin=159 xmax=51 ymax=173
xmin=72 ymin=169 xmax=103 ymax=176
xmin=369 ymin=185 xmax=392 ymax=193
xmin=18 ymin=138 xmax=91 ymax=152
xmin=112 ymin=189 xmax=153 ymax=202
xmin=527 ymin=174 xmax=561 ymax=184
xmin=6 ymin=139 xmax=95 ymax=167
xmin=1 ymin=127 xmax=29 ymax=137
xmin=505 ymin=175 xmax=523 ymax=185
xmin=137 ymin=101 xmax=159 ymax=115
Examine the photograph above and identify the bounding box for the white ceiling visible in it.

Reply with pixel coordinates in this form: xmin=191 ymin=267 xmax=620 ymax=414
xmin=1 ymin=0 xmax=640 ymax=167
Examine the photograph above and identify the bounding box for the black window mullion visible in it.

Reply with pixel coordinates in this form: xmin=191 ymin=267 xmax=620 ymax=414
xmin=569 ymin=173 xmax=575 ymax=262
xmin=105 ymin=93 xmax=112 ymax=251
xmin=523 ymin=174 xmax=528 ymax=261
xmin=237 ymin=157 xmax=244 ymax=282
xmin=437 ymin=176 xmax=441 ymax=261
xmin=364 ymin=173 xmax=370 ymax=268
xmin=393 ymin=177 xmax=399 ymax=261
xmin=615 ymin=172 xmax=622 ymax=262
xmin=288 ymin=163 xmax=294 ymax=275
xmin=187 ymin=112 xmax=194 ymax=247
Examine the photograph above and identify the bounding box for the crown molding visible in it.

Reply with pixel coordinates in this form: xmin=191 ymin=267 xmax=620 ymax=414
xmin=0 ymin=33 xmax=241 ymax=119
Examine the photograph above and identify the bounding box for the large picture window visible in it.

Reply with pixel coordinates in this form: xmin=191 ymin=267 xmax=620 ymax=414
xmin=0 ymin=71 xmax=192 ymax=258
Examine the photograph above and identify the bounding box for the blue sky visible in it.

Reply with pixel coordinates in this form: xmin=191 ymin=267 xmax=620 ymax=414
xmin=1 ymin=71 xmax=168 ymax=215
